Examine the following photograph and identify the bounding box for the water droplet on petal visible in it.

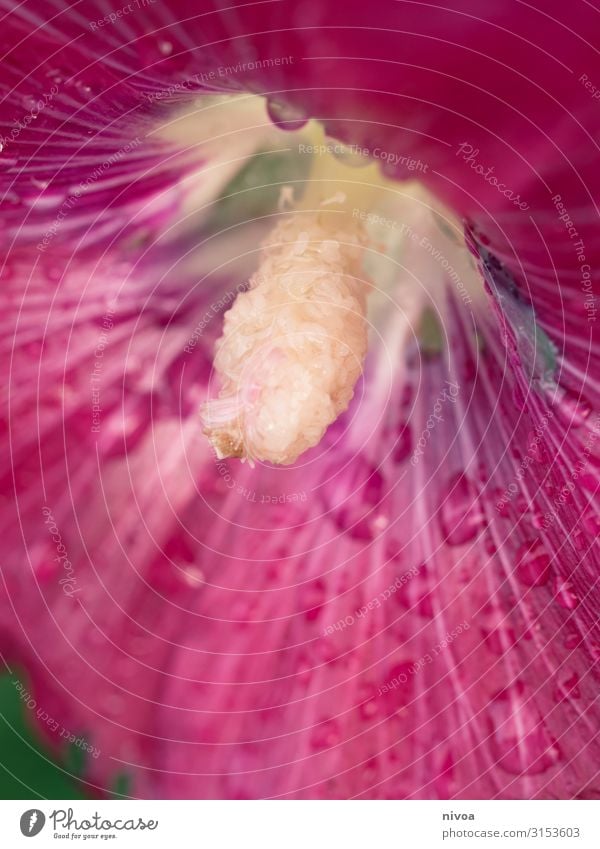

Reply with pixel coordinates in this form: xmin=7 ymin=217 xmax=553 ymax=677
xmin=583 ymin=509 xmax=600 ymax=536
xmin=310 ymin=718 xmax=341 ymax=750
xmin=331 ymin=463 xmax=386 ymax=541
xmin=530 ymin=511 xmax=546 ymax=529
xmin=74 ymin=80 xmax=94 ymax=98
xmin=31 ymin=544 xmax=59 ymax=583
xmin=30 ymin=176 xmax=50 ymax=190
xmin=439 ymin=473 xmax=486 ymax=545
xmin=483 ymin=624 xmax=517 ymax=655
xmin=22 ymin=94 xmax=39 ymax=110
xmin=0 ymin=154 xmax=19 ymax=169
xmin=302 ymin=579 xmax=327 ymax=621
xmin=380 ymin=662 xmax=415 ymax=712
xmin=266 ymin=98 xmax=309 ymax=131
xmin=554 ymin=671 xmax=580 ymax=703
xmin=489 ymin=684 xmax=560 ymax=775
xmin=564 ymin=632 xmax=582 ymax=650
xmin=553 ymin=577 xmax=579 ymax=610
xmin=579 ymin=471 xmax=599 ymax=494
xmin=515 ymin=539 xmax=551 ymax=586
xmin=159 ymin=40 xmax=173 ymax=56
xmin=25 ymin=190 xmax=65 ymax=210
xmin=527 ymin=431 xmax=548 ymax=463
xmin=357 ymin=683 xmax=380 ymax=720
xmin=385 ymin=538 xmax=405 ymax=563
xmin=392 ymin=423 xmax=412 ymax=464
xmin=553 ymin=388 xmax=592 ymax=429
xmin=179 ymin=565 xmax=205 ymax=586
xmin=98 ymin=399 xmax=149 ymax=458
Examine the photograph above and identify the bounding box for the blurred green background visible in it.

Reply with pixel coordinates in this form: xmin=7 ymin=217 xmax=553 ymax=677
xmin=0 ymin=672 xmax=86 ymax=799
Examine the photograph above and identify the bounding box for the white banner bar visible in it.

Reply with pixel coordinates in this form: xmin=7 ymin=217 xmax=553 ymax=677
xmin=0 ymin=800 xmax=599 ymax=848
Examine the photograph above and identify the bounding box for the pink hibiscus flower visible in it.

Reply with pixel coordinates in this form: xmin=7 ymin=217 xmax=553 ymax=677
xmin=1 ymin=0 xmax=599 ymax=800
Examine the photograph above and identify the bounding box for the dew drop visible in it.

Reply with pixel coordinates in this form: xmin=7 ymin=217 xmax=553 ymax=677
xmin=332 ymin=463 xmax=386 ymax=541
xmin=483 ymin=625 xmax=517 ymax=655
xmin=98 ymin=399 xmax=149 ymax=459
xmin=587 ymin=642 xmax=600 ymax=662
xmin=530 ymin=512 xmax=546 ymax=530
xmin=564 ymin=632 xmax=582 ymax=650
xmin=74 ymin=80 xmax=94 ymax=98
xmin=571 ymin=529 xmax=586 ymax=552
xmin=515 ymin=539 xmax=551 ymax=587
xmin=302 ymin=579 xmax=327 ymax=621
xmin=392 ymin=423 xmax=412 ymax=464
xmin=583 ymin=509 xmax=600 ymax=536
xmin=159 ymin=40 xmax=173 ymax=56
xmin=357 ymin=684 xmax=380 ymax=720
xmin=30 ymin=176 xmax=50 ymax=190
xmin=439 ymin=473 xmax=486 ymax=545
xmin=488 ymin=684 xmax=560 ymax=775
xmin=266 ymin=98 xmax=309 ymax=131
xmin=310 ymin=718 xmax=341 ymax=750
xmin=385 ymin=538 xmax=404 ymax=563
xmin=31 ymin=544 xmax=60 ymax=583
xmin=554 ymin=671 xmax=580 ymax=703
xmin=21 ymin=94 xmax=39 ymax=110
xmin=553 ymin=388 xmax=592 ymax=429
xmin=0 ymin=154 xmax=19 ymax=169
xmin=553 ymin=577 xmax=579 ymax=610
xmin=179 ymin=565 xmax=205 ymax=587
xmin=380 ymin=662 xmax=415 ymax=711
xmin=579 ymin=471 xmax=599 ymax=494
xmin=527 ymin=431 xmax=548 ymax=463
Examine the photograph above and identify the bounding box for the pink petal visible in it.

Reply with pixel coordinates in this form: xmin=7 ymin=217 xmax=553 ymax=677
xmin=1 ymin=0 xmax=599 ymax=802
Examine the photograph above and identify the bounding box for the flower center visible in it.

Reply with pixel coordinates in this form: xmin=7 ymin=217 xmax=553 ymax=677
xmin=163 ymin=98 xmax=483 ymax=464
xmin=201 ymin=203 xmax=370 ymax=465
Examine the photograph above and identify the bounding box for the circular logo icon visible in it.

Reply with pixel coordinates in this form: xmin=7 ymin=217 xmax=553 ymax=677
xmin=19 ymin=810 xmax=46 ymax=837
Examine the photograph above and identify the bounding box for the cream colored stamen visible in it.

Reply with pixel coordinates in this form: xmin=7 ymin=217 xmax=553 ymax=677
xmin=201 ymin=210 xmax=370 ymax=465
